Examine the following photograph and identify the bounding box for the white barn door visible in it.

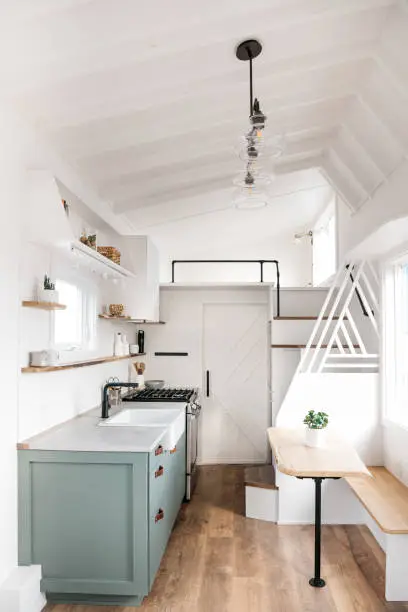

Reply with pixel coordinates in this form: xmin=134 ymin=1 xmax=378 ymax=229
xmin=200 ymin=302 xmax=269 ymax=464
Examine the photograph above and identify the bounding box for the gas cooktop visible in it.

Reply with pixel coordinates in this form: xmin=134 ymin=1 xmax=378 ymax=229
xmin=123 ymin=387 xmax=196 ymax=403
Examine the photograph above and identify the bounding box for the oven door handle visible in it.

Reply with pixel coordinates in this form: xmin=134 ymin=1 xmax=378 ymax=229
xmin=206 ymin=370 xmax=210 ymax=398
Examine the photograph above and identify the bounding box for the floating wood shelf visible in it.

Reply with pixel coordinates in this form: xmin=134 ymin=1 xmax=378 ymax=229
xmin=21 ymin=353 xmax=145 ymax=374
xmin=98 ymin=314 xmax=132 ymax=320
xmin=98 ymin=315 xmax=165 ymax=324
xmin=128 ymin=320 xmax=166 ymax=325
xmin=271 ymin=344 xmax=360 ymax=349
xmin=22 ymin=301 xmax=67 ymax=311
xmin=272 ymin=316 xmax=345 ymax=321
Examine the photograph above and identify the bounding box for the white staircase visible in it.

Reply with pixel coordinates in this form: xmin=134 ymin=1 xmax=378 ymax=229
xmin=245 ymin=262 xmax=381 ymax=524
xmin=296 ymin=261 xmax=380 ymax=375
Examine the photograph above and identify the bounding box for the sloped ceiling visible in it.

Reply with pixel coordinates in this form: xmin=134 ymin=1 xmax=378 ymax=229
xmin=0 ymin=0 xmax=407 ymax=230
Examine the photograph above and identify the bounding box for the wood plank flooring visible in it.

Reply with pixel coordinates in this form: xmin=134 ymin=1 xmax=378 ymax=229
xmin=45 ymin=465 xmax=408 ymax=612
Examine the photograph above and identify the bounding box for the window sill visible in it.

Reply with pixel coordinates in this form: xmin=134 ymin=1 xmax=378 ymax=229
xmin=21 ymin=353 xmax=146 ymax=374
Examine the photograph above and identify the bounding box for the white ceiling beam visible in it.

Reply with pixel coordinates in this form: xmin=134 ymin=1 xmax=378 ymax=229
xmin=1 ymin=2 xmax=387 ymax=96
xmin=99 ymin=131 xmax=333 ymax=193
xmin=320 ymin=155 xmax=359 ymax=213
xmin=55 ymin=95 xmax=352 ymax=160
xmin=82 ymin=125 xmax=337 ymax=185
xmin=331 ymin=128 xmax=383 ymax=193
xmin=26 ymin=54 xmax=373 ymax=131
xmin=339 ymin=123 xmax=386 ymax=179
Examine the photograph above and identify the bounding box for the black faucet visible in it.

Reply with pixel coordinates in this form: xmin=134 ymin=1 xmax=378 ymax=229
xmin=101 ymin=382 xmax=139 ymax=419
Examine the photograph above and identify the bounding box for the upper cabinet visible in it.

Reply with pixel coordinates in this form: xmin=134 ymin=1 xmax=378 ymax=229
xmin=119 ymin=236 xmax=160 ymax=322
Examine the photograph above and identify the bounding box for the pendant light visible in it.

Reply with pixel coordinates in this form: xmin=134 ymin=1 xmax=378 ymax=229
xmin=233 ymin=39 xmax=283 ymax=209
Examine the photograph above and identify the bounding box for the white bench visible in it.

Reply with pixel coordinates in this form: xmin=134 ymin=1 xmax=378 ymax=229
xmin=346 ymin=467 xmax=408 ymax=602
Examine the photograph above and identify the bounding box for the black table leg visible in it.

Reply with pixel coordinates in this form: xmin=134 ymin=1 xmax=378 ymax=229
xmin=309 ymin=477 xmax=326 ymax=588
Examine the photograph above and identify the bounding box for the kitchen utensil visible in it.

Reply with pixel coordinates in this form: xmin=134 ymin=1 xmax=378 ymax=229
xmin=109 ymin=304 xmax=124 ymax=316
xmin=145 ymin=380 xmax=165 ymax=390
xmin=137 ymin=330 xmax=145 ymax=353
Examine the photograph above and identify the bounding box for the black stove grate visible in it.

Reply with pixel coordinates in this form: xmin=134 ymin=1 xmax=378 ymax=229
xmin=123 ymin=387 xmax=195 ymax=403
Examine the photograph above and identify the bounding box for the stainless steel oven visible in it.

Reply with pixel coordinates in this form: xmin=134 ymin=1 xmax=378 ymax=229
xmin=186 ymin=401 xmax=201 ymax=500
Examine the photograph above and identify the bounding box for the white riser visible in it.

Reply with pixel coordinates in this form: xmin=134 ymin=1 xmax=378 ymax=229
xmin=245 ymin=486 xmax=278 ymax=522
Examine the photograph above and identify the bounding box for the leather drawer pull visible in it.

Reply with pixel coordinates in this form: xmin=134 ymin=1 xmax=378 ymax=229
xmin=155 ymin=509 xmax=165 ymax=523
xmin=155 ymin=466 xmax=164 ymax=478
xmin=155 ymin=445 xmax=163 ymax=456
xmin=169 ymin=446 xmax=177 ymax=454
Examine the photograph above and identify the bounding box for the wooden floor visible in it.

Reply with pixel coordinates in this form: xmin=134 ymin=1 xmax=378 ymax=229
xmin=46 ymin=465 xmax=408 ymax=612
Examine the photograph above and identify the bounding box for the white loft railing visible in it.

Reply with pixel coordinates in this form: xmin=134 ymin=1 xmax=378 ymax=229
xmin=297 ymin=261 xmax=380 ymax=374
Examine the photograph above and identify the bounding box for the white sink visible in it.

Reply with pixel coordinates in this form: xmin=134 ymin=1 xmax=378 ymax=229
xmin=99 ymin=408 xmax=182 ymax=428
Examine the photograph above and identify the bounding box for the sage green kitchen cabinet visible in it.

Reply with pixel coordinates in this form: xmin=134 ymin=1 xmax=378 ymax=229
xmin=18 ymin=432 xmax=186 ymax=606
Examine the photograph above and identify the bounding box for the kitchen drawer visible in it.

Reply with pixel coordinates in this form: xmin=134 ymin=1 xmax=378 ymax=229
xmin=149 ymin=504 xmax=168 ymax=588
xmin=149 ymin=441 xmax=166 ymax=471
xmin=149 ymin=454 xmax=168 ymax=510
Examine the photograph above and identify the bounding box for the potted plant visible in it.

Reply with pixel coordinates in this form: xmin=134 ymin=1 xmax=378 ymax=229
xmin=38 ymin=275 xmax=59 ymax=304
xmin=303 ymin=410 xmax=329 ymax=448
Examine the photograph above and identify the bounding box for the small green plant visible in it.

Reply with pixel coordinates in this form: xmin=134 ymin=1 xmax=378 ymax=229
xmin=303 ymin=410 xmax=329 ymax=430
xmin=43 ymin=274 xmax=55 ymax=291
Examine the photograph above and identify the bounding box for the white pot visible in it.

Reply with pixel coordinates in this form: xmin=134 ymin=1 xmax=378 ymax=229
xmin=305 ymin=428 xmax=326 ymax=448
xmin=38 ymin=288 xmax=59 ymax=304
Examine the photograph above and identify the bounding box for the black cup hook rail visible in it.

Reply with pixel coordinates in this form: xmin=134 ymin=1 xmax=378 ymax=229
xmin=171 ymin=259 xmax=281 ymax=317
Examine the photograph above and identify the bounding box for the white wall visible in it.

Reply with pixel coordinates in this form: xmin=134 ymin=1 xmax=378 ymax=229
xmin=18 ymin=242 xmax=136 ymax=440
xmin=162 ymin=235 xmax=312 ymax=286
xmin=0 ymin=111 xmax=24 ymax=589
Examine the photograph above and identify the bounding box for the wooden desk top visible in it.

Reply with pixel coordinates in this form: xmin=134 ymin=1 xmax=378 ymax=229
xmin=267 ymin=428 xmax=370 ymax=479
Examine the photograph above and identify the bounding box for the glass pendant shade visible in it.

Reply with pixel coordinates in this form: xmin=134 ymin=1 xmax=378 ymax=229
xmin=232 ymin=188 xmax=269 ymax=210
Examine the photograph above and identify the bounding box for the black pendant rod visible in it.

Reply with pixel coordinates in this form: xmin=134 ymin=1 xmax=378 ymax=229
xmin=248 ymin=46 xmax=253 ymax=116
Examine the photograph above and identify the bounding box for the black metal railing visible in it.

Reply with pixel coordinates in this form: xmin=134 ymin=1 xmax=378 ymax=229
xmin=346 ymin=264 xmax=373 ymax=318
xmin=171 ymin=259 xmax=281 ymax=316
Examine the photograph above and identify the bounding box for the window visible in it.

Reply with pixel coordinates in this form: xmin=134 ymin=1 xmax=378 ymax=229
xmin=52 ymin=278 xmax=96 ymax=352
xmin=312 ymin=200 xmax=337 ymax=286
xmin=384 ymin=254 xmax=408 ymax=425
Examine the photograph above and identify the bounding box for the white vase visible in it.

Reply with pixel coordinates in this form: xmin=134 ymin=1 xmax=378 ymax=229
xmin=305 ymin=428 xmax=326 ymax=448
xmin=38 ymin=288 xmax=59 ymax=304
xmin=135 ymin=374 xmax=145 ymax=388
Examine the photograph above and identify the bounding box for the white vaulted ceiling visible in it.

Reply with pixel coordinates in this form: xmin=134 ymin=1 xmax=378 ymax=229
xmin=0 ymin=0 xmax=407 ymax=231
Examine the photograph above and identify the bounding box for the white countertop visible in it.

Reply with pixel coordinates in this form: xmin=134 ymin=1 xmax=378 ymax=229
xmin=18 ymin=403 xmax=185 ymax=453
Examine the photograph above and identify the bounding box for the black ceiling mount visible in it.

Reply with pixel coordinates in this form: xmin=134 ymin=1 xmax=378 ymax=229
xmin=235 ymin=39 xmax=262 ymax=61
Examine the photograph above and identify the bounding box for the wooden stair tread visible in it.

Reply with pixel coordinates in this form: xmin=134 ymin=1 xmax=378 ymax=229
xmin=271 ymin=344 xmax=360 ymax=349
xmin=345 ymin=467 xmax=408 ymax=534
xmin=244 ymin=465 xmax=278 ymax=490
xmin=273 ymin=316 xmax=345 ymax=321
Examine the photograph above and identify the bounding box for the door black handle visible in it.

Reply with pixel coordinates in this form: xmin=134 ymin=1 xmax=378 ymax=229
xmin=206 ymin=370 xmax=210 ymax=397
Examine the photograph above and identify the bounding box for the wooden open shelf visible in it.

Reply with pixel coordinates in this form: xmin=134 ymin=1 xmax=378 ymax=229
xmin=21 ymin=353 xmax=145 ymax=374
xmin=128 ymin=320 xmax=166 ymax=325
xmin=22 ymin=301 xmax=67 ymax=311
xmin=98 ymin=314 xmax=132 ymax=320
xmin=271 ymin=344 xmax=360 ymax=349
xmin=98 ymin=315 xmax=165 ymax=324
xmin=272 ymin=316 xmax=344 ymax=321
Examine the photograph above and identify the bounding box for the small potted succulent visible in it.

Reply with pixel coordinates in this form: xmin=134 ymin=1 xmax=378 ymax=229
xmin=38 ymin=275 xmax=59 ymax=304
xmin=303 ymin=410 xmax=329 ymax=448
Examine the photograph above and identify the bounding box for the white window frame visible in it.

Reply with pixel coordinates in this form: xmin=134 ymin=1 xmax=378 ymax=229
xmin=312 ymin=197 xmax=337 ymax=287
xmin=50 ymin=273 xmax=97 ymax=357
xmin=383 ymin=248 xmax=408 ymax=427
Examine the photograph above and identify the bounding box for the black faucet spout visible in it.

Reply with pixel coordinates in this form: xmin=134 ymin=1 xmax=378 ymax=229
xmin=101 ymin=382 xmax=139 ymax=419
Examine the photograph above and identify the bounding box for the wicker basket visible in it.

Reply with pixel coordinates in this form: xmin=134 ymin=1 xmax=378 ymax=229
xmin=109 ymin=304 xmax=124 ymax=317
xmin=97 ymin=246 xmax=121 ymax=265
